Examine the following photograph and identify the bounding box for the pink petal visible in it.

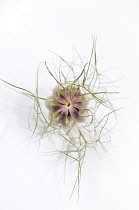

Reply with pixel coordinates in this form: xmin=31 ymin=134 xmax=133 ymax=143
xmin=71 ymin=88 xmax=82 ymax=102
xmin=65 ymin=85 xmax=71 ymax=100
xmin=53 ymin=89 xmax=67 ymax=104
xmin=52 ymin=105 xmax=66 ymax=113
xmin=69 ymin=107 xmax=85 ymax=122
xmin=73 ymin=102 xmax=88 ymax=109
xmin=57 ymin=110 xmax=68 ymax=126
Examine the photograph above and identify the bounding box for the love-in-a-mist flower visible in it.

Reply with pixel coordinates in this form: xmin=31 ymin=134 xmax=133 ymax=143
xmin=45 ymin=85 xmax=89 ymax=127
xmin=1 ymin=38 xmax=119 ymax=200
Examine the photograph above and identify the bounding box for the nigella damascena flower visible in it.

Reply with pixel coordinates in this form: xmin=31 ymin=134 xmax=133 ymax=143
xmin=45 ymin=85 xmax=89 ymax=127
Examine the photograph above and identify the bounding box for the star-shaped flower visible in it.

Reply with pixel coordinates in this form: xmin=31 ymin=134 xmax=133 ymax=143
xmin=45 ymin=85 xmax=89 ymax=127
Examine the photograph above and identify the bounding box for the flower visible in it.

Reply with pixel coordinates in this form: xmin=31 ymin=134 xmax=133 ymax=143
xmin=45 ymin=85 xmax=89 ymax=127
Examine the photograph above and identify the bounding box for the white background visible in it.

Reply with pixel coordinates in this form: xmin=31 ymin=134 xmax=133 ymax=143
xmin=0 ymin=0 xmax=139 ymax=209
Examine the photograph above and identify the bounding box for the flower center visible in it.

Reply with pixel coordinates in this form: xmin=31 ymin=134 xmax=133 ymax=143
xmin=66 ymin=101 xmax=72 ymax=109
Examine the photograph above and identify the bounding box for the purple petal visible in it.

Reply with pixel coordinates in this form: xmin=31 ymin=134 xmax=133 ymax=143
xmin=53 ymin=89 xmax=67 ymax=104
xmin=65 ymin=85 xmax=71 ymax=100
xmin=69 ymin=107 xmax=85 ymax=122
xmin=52 ymin=105 xmax=66 ymax=113
xmin=73 ymin=102 xmax=88 ymax=109
xmin=71 ymin=88 xmax=82 ymax=102
xmin=57 ymin=110 xmax=68 ymax=126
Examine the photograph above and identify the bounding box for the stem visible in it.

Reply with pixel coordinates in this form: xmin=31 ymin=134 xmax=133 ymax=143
xmin=77 ymin=127 xmax=88 ymax=144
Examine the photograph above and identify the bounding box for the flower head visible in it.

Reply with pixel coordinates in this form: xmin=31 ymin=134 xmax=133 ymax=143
xmin=45 ymin=85 xmax=89 ymax=127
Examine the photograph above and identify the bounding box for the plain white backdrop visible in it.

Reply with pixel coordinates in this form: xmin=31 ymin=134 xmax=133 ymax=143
xmin=0 ymin=0 xmax=139 ymax=209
